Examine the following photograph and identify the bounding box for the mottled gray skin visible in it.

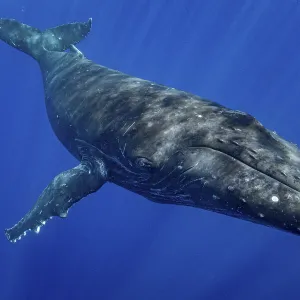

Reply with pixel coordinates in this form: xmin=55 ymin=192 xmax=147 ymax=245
xmin=2 ymin=18 xmax=300 ymax=243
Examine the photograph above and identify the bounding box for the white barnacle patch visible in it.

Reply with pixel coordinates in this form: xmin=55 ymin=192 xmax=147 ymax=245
xmin=59 ymin=210 xmax=69 ymax=218
xmin=196 ymin=114 xmax=203 ymax=118
xmin=35 ymin=226 xmax=41 ymax=234
xmin=258 ymin=213 xmax=264 ymax=218
xmin=228 ymin=185 xmax=234 ymax=191
xmin=271 ymin=195 xmax=279 ymax=203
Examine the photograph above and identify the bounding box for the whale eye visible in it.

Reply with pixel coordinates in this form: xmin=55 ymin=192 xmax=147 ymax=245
xmin=135 ymin=157 xmax=153 ymax=169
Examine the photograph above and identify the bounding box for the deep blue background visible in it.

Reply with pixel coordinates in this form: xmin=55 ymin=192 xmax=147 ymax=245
xmin=1 ymin=0 xmax=300 ymax=299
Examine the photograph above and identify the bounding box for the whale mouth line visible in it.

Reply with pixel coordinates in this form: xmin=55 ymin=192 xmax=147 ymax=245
xmin=188 ymin=146 xmax=300 ymax=193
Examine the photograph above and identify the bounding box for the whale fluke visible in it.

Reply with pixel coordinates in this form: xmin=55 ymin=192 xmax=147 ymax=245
xmin=0 ymin=18 xmax=92 ymax=60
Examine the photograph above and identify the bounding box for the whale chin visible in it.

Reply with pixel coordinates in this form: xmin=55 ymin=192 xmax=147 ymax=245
xmin=157 ymin=147 xmax=300 ymax=235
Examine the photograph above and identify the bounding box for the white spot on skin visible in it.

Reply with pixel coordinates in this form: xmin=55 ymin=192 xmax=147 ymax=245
xmin=271 ymin=195 xmax=279 ymax=203
xmin=35 ymin=226 xmax=41 ymax=234
xmin=258 ymin=213 xmax=264 ymax=218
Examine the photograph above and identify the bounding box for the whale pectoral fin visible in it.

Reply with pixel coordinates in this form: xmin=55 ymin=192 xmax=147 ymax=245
xmin=5 ymin=160 xmax=107 ymax=243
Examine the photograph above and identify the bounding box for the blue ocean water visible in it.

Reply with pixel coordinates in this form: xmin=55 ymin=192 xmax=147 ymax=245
xmin=1 ymin=0 xmax=300 ymax=299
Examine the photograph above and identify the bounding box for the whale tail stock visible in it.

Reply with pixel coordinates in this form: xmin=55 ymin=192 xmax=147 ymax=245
xmin=0 ymin=18 xmax=92 ymax=60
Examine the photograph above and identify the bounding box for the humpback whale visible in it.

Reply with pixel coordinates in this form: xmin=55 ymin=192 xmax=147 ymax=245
xmin=1 ymin=18 xmax=300 ymax=243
